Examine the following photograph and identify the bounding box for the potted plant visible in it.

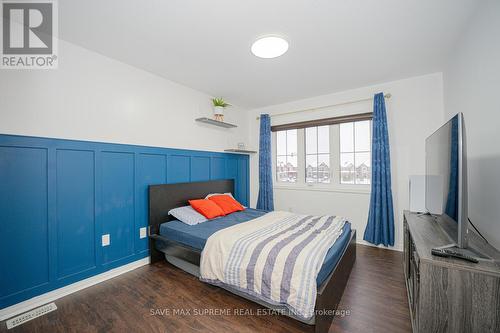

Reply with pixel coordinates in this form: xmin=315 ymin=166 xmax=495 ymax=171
xmin=212 ymin=97 xmax=231 ymax=122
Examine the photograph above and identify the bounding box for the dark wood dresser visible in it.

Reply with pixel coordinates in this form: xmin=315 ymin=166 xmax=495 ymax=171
xmin=403 ymin=211 xmax=500 ymax=333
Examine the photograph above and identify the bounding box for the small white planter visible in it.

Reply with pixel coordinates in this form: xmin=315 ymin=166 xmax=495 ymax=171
xmin=213 ymin=106 xmax=224 ymax=116
xmin=213 ymin=106 xmax=225 ymax=121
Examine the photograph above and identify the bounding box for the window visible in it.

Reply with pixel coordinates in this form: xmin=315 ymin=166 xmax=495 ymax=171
xmin=276 ymin=129 xmax=297 ymax=182
xmin=340 ymin=120 xmax=371 ymax=184
xmin=305 ymin=126 xmax=330 ymax=183
xmin=273 ymin=112 xmax=372 ymax=189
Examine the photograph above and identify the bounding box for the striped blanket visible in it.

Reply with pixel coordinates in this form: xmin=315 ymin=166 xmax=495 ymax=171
xmin=200 ymin=211 xmax=346 ymax=320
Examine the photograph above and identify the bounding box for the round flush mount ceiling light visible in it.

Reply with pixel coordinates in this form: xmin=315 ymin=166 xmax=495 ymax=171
xmin=251 ymin=36 xmax=289 ymax=59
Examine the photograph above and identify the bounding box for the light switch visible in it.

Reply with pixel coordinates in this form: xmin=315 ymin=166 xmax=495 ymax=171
xmin=102 ymin=234 xmax=110 ymax=246
xmin=139 ymin=227 xmax=147 ymax=239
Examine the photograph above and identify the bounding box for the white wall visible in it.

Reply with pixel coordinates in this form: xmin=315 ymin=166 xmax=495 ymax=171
xmin=248 ymin=73 xmax=444 ymax=250
xmin=0 ymin=40 xmax=249 ymax=152
xmin=443 ymin=0 xmax=500 ymax=250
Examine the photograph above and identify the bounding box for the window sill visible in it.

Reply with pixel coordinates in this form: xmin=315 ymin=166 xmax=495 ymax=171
xmin=273 ymin=184 xmax=371 ymax=195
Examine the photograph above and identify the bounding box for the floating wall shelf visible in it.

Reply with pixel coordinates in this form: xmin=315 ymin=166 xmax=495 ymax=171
xmin=195 ymin=117 xmax=237 ymax=128
xmin=224 ymin=149 xmax=257 ymax=154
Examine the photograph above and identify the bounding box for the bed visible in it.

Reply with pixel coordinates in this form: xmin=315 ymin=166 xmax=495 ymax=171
xmin=148 ymin=179 xmax=356 ymax=333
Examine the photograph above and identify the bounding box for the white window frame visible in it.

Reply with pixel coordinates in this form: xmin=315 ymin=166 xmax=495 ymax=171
xmin=305 ymin=126 xmax=331 ymax=184
xmin=339 ymin=120 xmax=372 ymax=185
xmin=273 ymin=123 xmax=371 ymax=194
xmin=274 ymin=129 xmax=299 ymax=183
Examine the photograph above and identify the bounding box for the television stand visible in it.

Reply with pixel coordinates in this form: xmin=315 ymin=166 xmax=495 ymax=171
xmin=403 ymin=210 xmax=500 ymax=333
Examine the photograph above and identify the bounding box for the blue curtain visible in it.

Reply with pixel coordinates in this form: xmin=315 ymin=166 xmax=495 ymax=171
xmin=256 ymin=114 xmax=274 ymax=211
xmin=363 ymin=93 xmax=395 ymax=246
xmin=445 ymin=116 xmax=459 ymax=220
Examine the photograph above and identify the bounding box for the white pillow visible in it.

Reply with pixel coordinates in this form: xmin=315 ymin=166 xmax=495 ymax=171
xmin=205 ymin=193 xmax=246 ymax=208
xmin=168 ymin=206 xmax=207 ymax=225
xmin=205 ymin=192 xmax=237 ymax=200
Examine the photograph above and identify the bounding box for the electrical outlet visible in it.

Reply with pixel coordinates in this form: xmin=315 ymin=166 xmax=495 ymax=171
xmin=101 ymin=234 xmax=110 ymax=246
xmin=139 ymin=227 xmax=147 ymax=239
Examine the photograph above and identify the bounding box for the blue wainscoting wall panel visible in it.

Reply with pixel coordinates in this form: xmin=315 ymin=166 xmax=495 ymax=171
xmin=167 ymin=155 xmax=190 ymax=183
xmin=191 ymin=156 xmax=210 ymax=182
xmin=0 ymin=147 xmax=49 ymax=301
xmin=101 ymin=152 xmax=135 ymax=266
xmin=56 ymin=149 xmax=96 ymax=280
xmin=0 ymin=134 xmax=250 ymax=309
xmin=136 ymin=154 xmax=166 ymax=255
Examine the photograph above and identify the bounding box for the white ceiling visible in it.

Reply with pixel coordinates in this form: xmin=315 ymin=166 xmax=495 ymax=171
xmin=59 ymin=0 xmax=479 ymax=108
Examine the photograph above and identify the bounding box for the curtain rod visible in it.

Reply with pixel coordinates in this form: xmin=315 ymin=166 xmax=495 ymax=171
xmin=256 ymin=93 xmax=391 ymax=120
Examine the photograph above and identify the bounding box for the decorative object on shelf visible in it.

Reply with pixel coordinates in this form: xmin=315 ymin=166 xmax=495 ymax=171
xmin=212 ymin=97 xmax=231 ymax=122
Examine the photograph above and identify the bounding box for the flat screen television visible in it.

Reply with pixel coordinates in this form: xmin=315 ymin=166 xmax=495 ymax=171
xmin=425 ymin=113 xmax=468 ymax=248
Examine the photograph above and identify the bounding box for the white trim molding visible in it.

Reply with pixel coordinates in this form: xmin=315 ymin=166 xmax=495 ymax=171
xmin=0 ymin=257 xmax=150 ymax=321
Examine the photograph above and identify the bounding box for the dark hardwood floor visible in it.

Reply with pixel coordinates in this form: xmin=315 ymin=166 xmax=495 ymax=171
xmin=1 ymin=245 xmax=411 ymax=333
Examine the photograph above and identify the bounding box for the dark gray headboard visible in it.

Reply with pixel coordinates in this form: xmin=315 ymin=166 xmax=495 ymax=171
xmin=147 ymin=179 xmax=234 ymax=263
xmin=148 ymin=179 xmax=234 ymax=235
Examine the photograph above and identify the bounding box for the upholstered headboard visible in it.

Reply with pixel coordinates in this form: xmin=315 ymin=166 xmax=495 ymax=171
xmin=147 ymin=179 xmax=234 ymax=263
xmin=148 ymin=179 xmax=234 ymax=235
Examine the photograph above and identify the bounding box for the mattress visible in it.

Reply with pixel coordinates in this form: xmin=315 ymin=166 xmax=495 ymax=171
xmin=158 ymin=208 xmax=352 ymax=286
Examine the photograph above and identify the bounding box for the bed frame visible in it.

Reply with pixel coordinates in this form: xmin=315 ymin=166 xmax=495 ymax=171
xmin=148 ymin=179 xmax=356 ymax=333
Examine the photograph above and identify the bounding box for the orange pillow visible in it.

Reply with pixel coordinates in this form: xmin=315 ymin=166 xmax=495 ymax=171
xmin=208 ymin=194 xmax=245 ymax=215
xmin=188 ymin=199 xmax=225 ymax=219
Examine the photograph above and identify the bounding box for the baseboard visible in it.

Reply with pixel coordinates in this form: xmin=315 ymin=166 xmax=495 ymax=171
xmin=0 ymin=257 xmax=150 ymax=321
xmin=356 ymin=239 xmax=403 ymax=252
